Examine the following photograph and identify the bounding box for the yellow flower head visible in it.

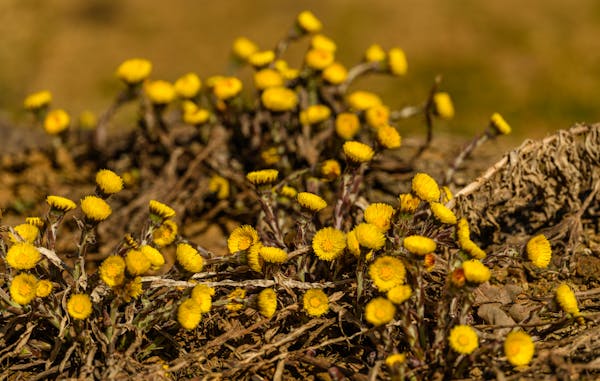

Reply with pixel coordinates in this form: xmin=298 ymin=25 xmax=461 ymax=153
xmin=303 ymin=288 xmax=329 ymax=317
xmin=462 ymin=259 xmax=491 ymax=284
xmin=232 ymin=36 xmax=259 ymax=61
xmin=442 ymin=186 xmax=453 ymax=202
xmin=555 ymin=283 xmax=580 ymax=316
xmin=140 ymin=245 xmax=165 ymax=271
xmin=46 ymin=195 xmax=77 ymax=212
xmin=9 ymin=223 xmax=39 ymax=244
xmin=10 ymin=273 xmax=38 ymax=305
xmin=320 ymin=159 xmax=341 ymax=180
xmin=261 ymin=147 xmax=280 ymax=165
xmin=208 ymin=175 xmax=230 ymax=199
xmin=433 ymin=92 xmax=454 ymax=120
xmin=126 ymin=249 xmax=151 ymax=276
xmin=456 ymin=218 xmax=471 ymax=246
xmin=411 ymin=173 xmax=441 ymax=202
xmin=67 ymin=293 xmax=92 ymax=320
xmin=322 ymin=62 xmax=348 ymax=85
xmin=312 ymin=227 xmax=346 ymax=261
xmin=311 ymin=34 xmax=336 ymax=52
xmin=343 ymin=141 xmax=374 ymax=163
xmin=95 ymin=169 xmax=123 ymax=195
xmin=305 ymin=48 xmax=335 ymax=71
xmin=174 ymin=72 xmax=202 ymax=99
xmin=365 ymin=104 xmax=390 ymax=129
xmin=247 ymin=242 xmax=264 ymax=272
xmin=259 ymin=246 xmax=288 ymax=263
xmin=376 ymin=125 xmax=402 ymax=149
xmin=429 ymin=202 xmax=457 ymax=225
xmin=346 ymin=228 xmax=361 ymax=257
xmin=448 ymin=325 xmax=479 ymax=354
xmin=369 ymin=255 xmax=406 ymax=291
xmin=26 ymin=217 xmax=45 ymax=228
xmin=36 ymin=279 xmax=53 ymax=298
xmin=81 ymin=195 xmax=112 ymax=222
xmin=123 ymin=276 xmax=143 ymax=302
xmin=403 ymin=235 xmax=436 ymax=255
xmin=176 ymin=243 xmax=204 ymax=273
xmin=191 ymin=284 xmax=215 ymax=313
xmin=450 ymin=268 xmax=466 ymax=288
xmin=296 ymin=10 xmax=322 ymax=33
xmin=253 ymin=69 xmax=284 ymax=90
xmin=365 ymin=297 xmax=396 ymax=326
xmin=504 ymin=330 xmax=535 ymax=367
xmin=364 ymin=203 xmax=395 ymax=232
xmin=274 ymin=59 xmax=299 ymax=80
xmin=149 ymin=200 xmax=176 ymax=220
xmin=424 ymin=253 xmax=436 ymax=271
xmin=99 ymin=255 xmax=126 ymax=287
xmin=398 ymin=193 xmax=421 ymax=214
xmin=153 ymin=219 xmax=178 ymax=247
xmin=490 ymin=112 xmax=511 ymax=135
xmin=213 ymin=76 xmax=243 ymax=100
xmin=346 ymin=91 xmax=382 ymax=111
xmin=6 ymin=242 xmax=41 ymax=270
xmin=228 ymin=225 xmax=259 ymax=254
xmin=300 ymin=104 xmax=331 ymax=125
xmin=24 ymin=90 xmax=52 ymax=110
xmin=387 ymin=285 xmax=412 ymax=304
xmin=335 ymin=113 xmax=360 ymax=140
xmin=355 ymin=223 xmax=386 ymax=250
xmin=144 ymin=80 xmax=176 ymax=105
xmin=261 ymin=86 xmax=298 ymax=112
xmin=385 ymin=353 xmax=406 ymax=368
xmin=279 ymin=185 xmax=298 ymax=199
xmin=226 ymin=288 xmax=247 ymax=312
xmin=365 ymin=44 xmax=386 ymax=63
xmin=297 ymin=192 xmax=327 ymax=212
xmin=526 ymin=234 xmax=552 ymax=268
xmin=248 ymin=50 xmax=276 ymax=68
xmin=116 ymin=58 xmax=152 ymax=84
xmin=388 ymin=47 xmax=407 ymax=76
xmin=44 ymin=109 xmax=70 ymax=135
xmin=182 ymin=101 xmax=211 ymax=125
xmin=246 ymin=169 xmax=279 ymax=185
xmin=257 ymin=288 xmax=277 ymax=318
xmin=461 ymin=239 xmax=487 ymax=260
xmin=177 ymin=298 xmax=202 ymax=330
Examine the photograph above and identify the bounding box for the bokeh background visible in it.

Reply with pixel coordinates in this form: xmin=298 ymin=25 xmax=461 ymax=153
xmin=2 ymin=0 xmax=600 ymax=142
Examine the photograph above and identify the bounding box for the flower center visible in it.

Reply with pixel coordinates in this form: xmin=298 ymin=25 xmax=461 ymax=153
xmin=379 ymin=266 xmax=393 ymax=280
xmin=309 ymin=297 xmax=321 ymax=308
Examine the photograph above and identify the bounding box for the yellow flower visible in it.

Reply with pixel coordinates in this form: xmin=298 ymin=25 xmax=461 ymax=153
xmin=44 ymin=109 xmax=70 ymax=135
xmin=355 ymin=223 xmax=386 ymax=250
xmin=153 ymin=220 xmax=178 ymax=247
xmin=311 ymin=34 xmax=336 ymax=52
xmin=385 ymin=353 xmax=406 ymax=367
xmin=145 ymin=80 xmax=176 ymax=105
xmin=322 ymin=62 xmax=348 ymax=84
xmin=346 ymin=91 xmax=382 ymax=111
xmin=387 ymin=285 xmax=412 ymax=304
xmin=433 ymin=92 xmax=454 ymax=120
xmin=448 ymin=325 xmax=479 ymax=354
xmin=247 ymin=242 xmax=264 ymax=272
xmin=46 ymin=195 xmax=77 ymax=212
xmin=312 ymin=227 xmax=346 ymax=261
xmin=213 ymin=76 xmax=243 ymax=100
xmin=9 ymin=223 xmax=39 ymax=244
xmin=343 ymin=141 xmax=374 ymax=163
xmin=191 ymin=284 xmax=215 ymax=313
xmin=462 ymin=259 xmax=491 ymax=284
xmin=365 ymin=44 xmax=386 ymax=62
xmin=95 ymin=169 xmax=123 ymax=195
xmin=398 ymin=193 xmax=421 ymax=214
xmin=442 ymin=186 xmax=453 ymax=202
xmin=297 ymin=192 xmax=327 ymax=212
xmin=403 ymin=235 xmax=436 ymax=255
xmin=274 ymin=60 xmax=299 ymax=80
xmin=279 ymin=185 xmax=298 ymax=199
xmin=126 ymin=249 xmax=151 ymax=276
xmin=24 ymin=90 xmax=52 ymax=110
xmin=120 ymin=276 xmax=142 ymax=302
xmin=365 ymin=104 xmax=390 ymax=129
xmin=99 ymin=255 xmax=126 ymax=287
xmin=253 ymin=69 xmax=284 ymax=90
xmin=261 ymin=147 xmax=280 ymax=165
xmin=176 ymin=243 xmax=204 ymax=273
xmin=226 ymin=288 xmax=246 ymax=312
xmin=555 ymin=283 xmax=580 ymax=316
xmin=526 ymin=234 xmax=552 ymax=268
xmin=177 ymin=298 xmax=202 ymax=330
xmin=335 ymin=113 xmax=360 ymax=140
xmin=296 ymin=10 xmax=322 ymax=33
xmin=461 ymin=239 xmax=487 ymax=260
xmin=261 ymin=86 xmax=298 ymax=112
xmin=140 ymin=245 xmax=165 ymax=271
xmin=246 ymin=169 xmax=279 ymax=185
xmin=456 ymin=218 xmax=471 ymax=246
xmin=369 ymin=256 xmax=406 ymax=291
xmin=25 ymin=217 xmax=44 ymax=228
xmin=248 ymin=50 xmax=275 ymax=68
xmin=80 ymin=195 xmax=112 ymax=222
xmin=365 ymin=297 xmax=396 ymax=326
xmin=320 ymin=159 xmax=341 ymax=180
xmin=411 ymin=173 xmax=441 ymax=202
xmin=305 ymin=49 xmax=335 ymax=70
xmin=303 ymin=288 xmax=329 ymax=317
xmin=376 ymin=125 xmax=402 ymax=149
xmin=259 ymin=246 xmax=288 ymax=263
xmin=429 ymin=202 xmax=457 ymax=224
xmin=346 ymin=228 xmax=361 ymax=257
xmin=6 ymin=242 xmax=41 ymax=270
xmin=182 ymin=102 xmax=211 ymax=125
xmin=388 ymin=47 xmax=407 ymax=76
xmin=10 ymin=273 xmax=38 ymax=305
xmin=149 ymin=200 xmax=176 ymax=220
xmin=257 ymin=288 xmax=277 ymax=318
xmin=300 ymin=104 xmax=331 ymax=125
xmin=174 ymin=72 xmax=201 ymax=99
xmin=232 ymin=36 xmax=259 ymax=61
xmin=208 ymin=175 xmax=230 ymax=199
xmin=364 ymin=203 xmax=395 ymax=232
xmin=78 ymin=110 xmax=97 ymax=130
xmin=227 ymin=225 xmax=259 ymax=254
xmin=116 ymin=58 xmax=152 ymax=84
xmin=504 ymin=330 xmax=534 ymax=366
xmin=67 ymin=293 xmax=92 ymax=320
xmin=490 ymin=112 xmax=511 ymax=135
xmin=35 ymin=279 xmax=53 ymax=298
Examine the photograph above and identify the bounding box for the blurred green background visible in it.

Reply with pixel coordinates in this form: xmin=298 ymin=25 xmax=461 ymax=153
xmin=2 ymin=0 xmax=600 ymax=141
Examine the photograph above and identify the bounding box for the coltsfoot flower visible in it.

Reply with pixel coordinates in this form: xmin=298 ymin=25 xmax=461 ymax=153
xmin=387 ymin=285 xmax=412 ymax=304
xmin=208 ymin=175 xmax=230 ymax=199
xmin=346 ymin=228 xmax=360 ymax=257
xmin=303 ymin=289 xmax=329 ymax=317
xmin=174 ymin=72 xmax=201 ymax=99
xmin=126 ymin=249 xmax=151 ymax=276
xmin=462 ymin=239 xmax=487 ymax=260
xmin=44 ymin=109 xmax=70 ymax=135
xmin=177 ymin=298 xmax=202 ymax=330
xmin=311 ymin=34 xmax=336 ymax=52
xmin=312 ymin=227 xmax=347 ymax=261
xmin=153 ymin=220 xmax=178 ymax=247
xmin=191 ymin=284 xmax=215 ymax=313
xmin=490 ymin=112 xmax=511 ymax=135
xmin=81 ymin=195 xmax=112 ymax=222
xmin=555 ymin=283 xmax=580 ymax=316
xmin=300 ymin=104 xmax=331 ymax=125
xmin=365 ymin=104 xmax=390 ymax=129
xmin=176 ymin=243 xmax=204 ymax=273
xmin=388 ymin=47 xmax=407 ymax=76
xmin=6 ymin=242 xmax=41 ymax=270
xmin=412 ymin=173 xmax=441 ymax=202
xmin=232 ymin=36 xmax=258 ymax=61
xmin=227 ymin=225 xmax=259 ymax=254
xmin=399 ymin=193 xmax=420 ymax=214
xmin=35 ymin=279 xmax=53 ymax=298
xmin=246 ymin=169 xmax=279 ymax=185
xmin=226 ymin=288 xmax=246 ymax=312
xmin=46 ymin=195 xmax=77 ymax=212
xmin=429 ymin=202 xmax=457 ymax=224
xmin=403 ymin=235 xmax=436 ymax=255
xmin=297 ymin=192 xmax=327 ymax=212
xmin=25 ymin=217 xmax=44 ymax=228
xmin=140 ymin=245 xmax=165 ymax=271
xmin=527 ymin=234 xmax=552 ymax=268
xmin=9 ymin=223 xmax=39 ymax=244
xmin=24 ymin=90 xmax=52 ymax=110
xmin=322 ymin=62 xmax=348 ymax=84
xmin=354 ymin=223 xmax=386 ymax=250
xmin=504 ymin=330 xmax=534 ymax=366
xmin=320 ymin=159 xmax=341 ymax=180
xmin=335 ymin=113 xmax=360 ymax=140
xmin=376 ymin=125 xmax=402 ymax=149
xmin=182 ymin=101 xmax=211 ymax=125
xmin=433 ymin=92 xmax=454 ymax=120
xmin=261 ymin=86 xmax=298 ymax=111
xmin=248 ymin=50 xmax=276 ymax=68
xmin=116 ymin=58 xmax=152 ymax=84
xmin=213 ymin=76 xmax=243 ymax=100
xmin=124 ymin=276 xmax=143 ymax=302
xmin=462 ymin=259 xmax=491 ymax=284
xmin=257 ymin=288 xmax=277 ymax=318
xmin=99 ymin=255 xmax=126 ymax=287
xmin=448 ymin=325 xmax=479 ymax=354
xmin=385 ymin=353 xmax=406 ymax=367
xmin=279 ymin=185 xmax=297 ymax=199
xmin=259 ymin=246 xmax=288 ymax=263
xmin=343 ymin=141 xmax=374 ymax=163
xmin=95 ymin=169 xmax=123 ymax=195
xmin=369 ymin=256 xmax=406 ymax=291
xmin=10 ymin=273 xmax=38 ymax=305
xmin=253 ymin=69 xmax=284 ymax=90
xmin=247 ymin=242 xmax=264 ymax=272
xmin=145 ymin=80 xmax=176 ymax=105
xmin=364 ymin=203 xmax=395 ymax=232
xmin=365 ymin=297 xmax=396 ymax=326
xmin=149 ymin=200 xmax=176 ymax=220
xmin=261 ymin=147 xmax=280 ymax=165
xmin=305 ymin=49 xmax=334 ymax=70
xmin=365 ymin=44 xmax=386 ymax=63
xmin=296 ymin=10 xmax=322 ymax=33
xmin=67 ymin=293 xmax=93 ymax=320
xmin=346 ymin=91 xmax=382 ymax=111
